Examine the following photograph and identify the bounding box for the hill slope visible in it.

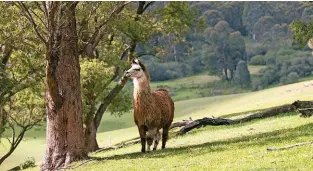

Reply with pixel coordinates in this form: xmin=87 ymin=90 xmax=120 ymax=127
xmin=2 ymin=79 xmax=313 ymax=170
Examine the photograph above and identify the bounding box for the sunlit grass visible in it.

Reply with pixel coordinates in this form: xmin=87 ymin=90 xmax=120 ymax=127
xmin=2 ymin=79 xmax=313 ymax=170
xmin=26 ymin=112 xmax=313 ymax=171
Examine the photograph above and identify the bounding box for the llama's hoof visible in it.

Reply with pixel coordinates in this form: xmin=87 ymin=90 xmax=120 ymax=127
xmin=153 ymin=148 xmax=157 ymax=151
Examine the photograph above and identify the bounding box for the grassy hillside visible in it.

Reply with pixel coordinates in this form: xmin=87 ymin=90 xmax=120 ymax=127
xmin=1 ymin=78 xmax=313 ymax=170
xmin=27 ymin=112 xmax=313 ymax=171
xmin=150 ymin=65 xmax=265 ymax=101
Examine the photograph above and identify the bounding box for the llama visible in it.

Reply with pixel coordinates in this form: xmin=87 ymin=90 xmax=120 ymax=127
xmin=125 ymin=59 xmax=174 ymax=152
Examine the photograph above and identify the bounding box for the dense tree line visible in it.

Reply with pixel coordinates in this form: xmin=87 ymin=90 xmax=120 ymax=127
xmin=140 ymin=1 xmax=313 ymax=89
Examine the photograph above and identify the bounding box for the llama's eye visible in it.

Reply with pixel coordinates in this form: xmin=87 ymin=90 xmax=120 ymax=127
xmin=135 ymin=68 xmax=141 ymax=71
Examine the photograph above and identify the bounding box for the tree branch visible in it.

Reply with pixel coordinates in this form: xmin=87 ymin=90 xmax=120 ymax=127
xmin=1 ymin=45 xmax=13 ymax=66
xmin=80 ymin=1 xmax=131 ymax=54
xmin=16 ymin=2 xmax=47 ymax=45
xmin=143 ymin=1 xmax=155 ymax=12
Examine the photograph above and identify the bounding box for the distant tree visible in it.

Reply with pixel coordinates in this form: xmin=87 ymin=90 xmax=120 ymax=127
xmin=290 ymin=19 xmax=313 ymax=47
xmin=253 ymin=16 xmax=276 ymax=41
xmin=301 ymin=6 xmax=313 ymax=22
xmin=280 ymin=72 xmax=299 ymax=85
xmin=227 ymin=31 xmax=246 ymax=79
xmin=234 ymin=60 xmax=251 ymax=88
xmin=204 ymin=21 xmax=246 ymax=80
xmin=202 ymin=10 xmax=223 ymax=26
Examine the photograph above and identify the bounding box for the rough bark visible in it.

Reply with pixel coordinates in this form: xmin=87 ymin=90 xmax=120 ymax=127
xmin=84 ymin=104 xmax=99 ymax=152
xmin=84 ymin=118 xmax=99 ymax=152
xmin=41 ymin=2 xmax=87 ymax=170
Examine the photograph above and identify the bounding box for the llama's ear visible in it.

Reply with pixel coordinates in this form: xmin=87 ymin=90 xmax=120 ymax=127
xmin=132 ymin=58 xmax=139 ymax=65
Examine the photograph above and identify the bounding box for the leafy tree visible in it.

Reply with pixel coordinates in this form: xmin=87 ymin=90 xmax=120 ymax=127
xmin=0 ymin=86 xmax=45 ymax=165
xmin=204 ymin=21 xmax=246 ymax=80
xmin=290 ymin=19 xmax=313 ymax=47
xmin=253 ymin=16 xmax=275 ymax=41
xmin=227 ymin=31 xmax=246 ymax=78
xmin=234 ymin=60 xmax=251 ymax=88
xmin=280 ymin=71 xmax=299 ymax=85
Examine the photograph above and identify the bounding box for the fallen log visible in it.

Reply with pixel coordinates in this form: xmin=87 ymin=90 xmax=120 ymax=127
xmin=233 ymin=104 xmax=296 ymax=123
xmin=177 ymin=104 xmax=296 ymax=135
xmin=170 ymin=118 xmax=194 ymax=129
xmin=298 ymin=108 xmax=313 ymax=118
xmin=267 ymin=141 xmax=313 ymax=151
xmin=292 ymin=100 xmax=313 ymax=109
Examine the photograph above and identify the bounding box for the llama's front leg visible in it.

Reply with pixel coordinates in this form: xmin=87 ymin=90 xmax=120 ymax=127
xmin=153 ymin=130 xmax=161 ymax=151
xmin=138 ymin=125 xmax=146 ymax=153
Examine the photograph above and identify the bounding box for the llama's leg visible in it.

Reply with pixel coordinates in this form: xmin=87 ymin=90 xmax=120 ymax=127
xmin=146 ymin=129 xmax=156 ymax=152
xmin=153 ymin=130 xmax=161 ymax=151
xmin=138 ymin=125 xmax=146 ymax=153
xmin=162 ymin=126 xmax=170 ymax=149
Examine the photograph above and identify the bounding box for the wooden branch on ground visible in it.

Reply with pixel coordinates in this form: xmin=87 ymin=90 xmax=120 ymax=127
xmin=298 ymin=108 xmax=313 ymax=118
xmin=267 ymin=141 xmax=313 ymax=151
xmin=176 ymin=104 xmax=296 ymax=135
xmin=94 ymin=139 xmax=140 ymax=153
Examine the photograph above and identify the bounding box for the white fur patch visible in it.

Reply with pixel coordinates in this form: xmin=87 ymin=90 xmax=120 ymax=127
xmin=133 ymin=79 xmax=139 ymax=89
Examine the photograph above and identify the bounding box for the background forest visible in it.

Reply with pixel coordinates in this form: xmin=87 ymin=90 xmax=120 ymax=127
xmin=140 ymin=1 xmax=313 ymax=91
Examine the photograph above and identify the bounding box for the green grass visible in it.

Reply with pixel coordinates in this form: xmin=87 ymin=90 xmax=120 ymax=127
xmin=2 ymin=78 xmax=313 ymax=170
xmin=27 ymin=112 xmax=313 ymax=171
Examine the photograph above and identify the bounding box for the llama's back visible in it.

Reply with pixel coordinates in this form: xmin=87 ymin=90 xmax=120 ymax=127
xmin=152 ymin=89 xmax=174 ymax=127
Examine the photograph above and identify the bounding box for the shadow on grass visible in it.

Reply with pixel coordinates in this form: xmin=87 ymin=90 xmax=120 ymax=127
xmin=90 ymin=123 xmax=313 ymax=161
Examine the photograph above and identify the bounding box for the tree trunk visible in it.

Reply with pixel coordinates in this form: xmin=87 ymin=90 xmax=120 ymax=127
xmin=41 ymin=2 xmax=86 ymax=170
xmin=84 ymin=104 xmax=99 ymax=152
xmin=224 ymin=67 xmax=229 ymax=81
xmin=0 ymin=106 xmax=2 ymax=131
xmin=84 ymin=119 xmax=99 ymax=152
xmin=0 ymin=146 xmax=16 ymax=165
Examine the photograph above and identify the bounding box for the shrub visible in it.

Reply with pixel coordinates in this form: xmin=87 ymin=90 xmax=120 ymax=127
xmin=249 ymin=55 xmax=266 ymax=65
xmin=20 ymin=157 xmax=36 ymax=169
xmin=280 ymin=72 xmax=299 ymax=85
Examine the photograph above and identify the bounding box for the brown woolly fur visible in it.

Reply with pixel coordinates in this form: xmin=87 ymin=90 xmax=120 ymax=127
xmin=127 ymin=59 xmax=174 ymax=152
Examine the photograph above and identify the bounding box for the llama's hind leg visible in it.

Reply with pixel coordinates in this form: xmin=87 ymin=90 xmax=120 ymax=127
xmin=153 ymin=130 xmax=161 ymax=151
xmin=146 ymin=129 xmax=156 ymax=152
xmin=162 ymin=126 xmax=170 ymax=149
xmin=138 ymin=125 xmax=146 ymax=153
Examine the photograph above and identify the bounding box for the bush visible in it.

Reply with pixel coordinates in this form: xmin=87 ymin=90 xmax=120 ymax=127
xmin=246 ymin=45 xmax=267 ymax=59
xmin=20 ymin=157 xmax=36 ymax=169
xmin=280 ymin=72 xmax=299 ymax=85
xmin=266 ymin=56 xmax=276 ymax=65
xmin=249 ymin=55 xmax=266 ymax=65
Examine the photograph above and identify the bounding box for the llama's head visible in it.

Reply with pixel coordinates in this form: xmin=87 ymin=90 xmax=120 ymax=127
xmin=125 ymin=58 xmax=149 ymax=80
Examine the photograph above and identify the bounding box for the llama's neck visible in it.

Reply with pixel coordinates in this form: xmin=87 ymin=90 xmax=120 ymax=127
xmin=133 ymin=75 xmax=151 ymax=100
